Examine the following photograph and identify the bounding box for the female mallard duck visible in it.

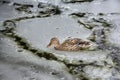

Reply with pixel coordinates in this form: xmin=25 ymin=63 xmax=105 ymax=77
xmin=47 ymin=37 xmax=91 ymax=51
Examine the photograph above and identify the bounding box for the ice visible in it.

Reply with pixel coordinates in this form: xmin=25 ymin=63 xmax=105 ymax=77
xmin=0 ymin=0 xmax=120 ymax=80
xmin=16 ymin=15 xmax=91 ymax=51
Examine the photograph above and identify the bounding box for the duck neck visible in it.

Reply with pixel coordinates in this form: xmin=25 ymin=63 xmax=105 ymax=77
xmin=54 ymin=42 xmax=60 ymax=48
xmin=52 ymin=39 xmax=60 ymax=48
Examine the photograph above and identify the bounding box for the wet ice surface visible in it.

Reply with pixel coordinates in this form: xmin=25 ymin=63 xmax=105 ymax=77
xmin=0 ymin=0 xmax=120 ymax=80
xmin=0 ymin=37 xmax=73 ymax=80
xmin=16 ymin=16 xmax=112 ymax=65
xmin=16 ymin=16 xmax=91 ymax=50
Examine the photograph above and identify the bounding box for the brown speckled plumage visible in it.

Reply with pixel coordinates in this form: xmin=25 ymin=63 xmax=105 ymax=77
xmin=47 ymin=37 xmax=90 ymax=51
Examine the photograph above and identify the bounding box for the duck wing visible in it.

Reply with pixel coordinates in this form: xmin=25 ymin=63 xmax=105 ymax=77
xmin=55 ymin=38 xmax=90 ymax=51
xmin=55 ymin=44 xmax=81 ymax=51
xmin=62 ymin=38 xmax=82 ymax=45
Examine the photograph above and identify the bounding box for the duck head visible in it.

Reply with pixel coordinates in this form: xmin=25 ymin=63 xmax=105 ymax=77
xmin=47 ymin=37 xmax=60 ymax=48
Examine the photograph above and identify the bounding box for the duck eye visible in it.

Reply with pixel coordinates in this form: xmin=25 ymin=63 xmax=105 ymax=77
xmin=77 ymin=43 xmax=81 ymax=45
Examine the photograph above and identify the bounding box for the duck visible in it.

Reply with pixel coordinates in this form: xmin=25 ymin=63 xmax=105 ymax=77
xmin=47 ymin=37 xmax=91 ymax=51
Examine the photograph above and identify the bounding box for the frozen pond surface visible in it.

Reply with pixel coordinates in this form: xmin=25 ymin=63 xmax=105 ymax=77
xmin=0 ymin=0 xmax=120 ymax=80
